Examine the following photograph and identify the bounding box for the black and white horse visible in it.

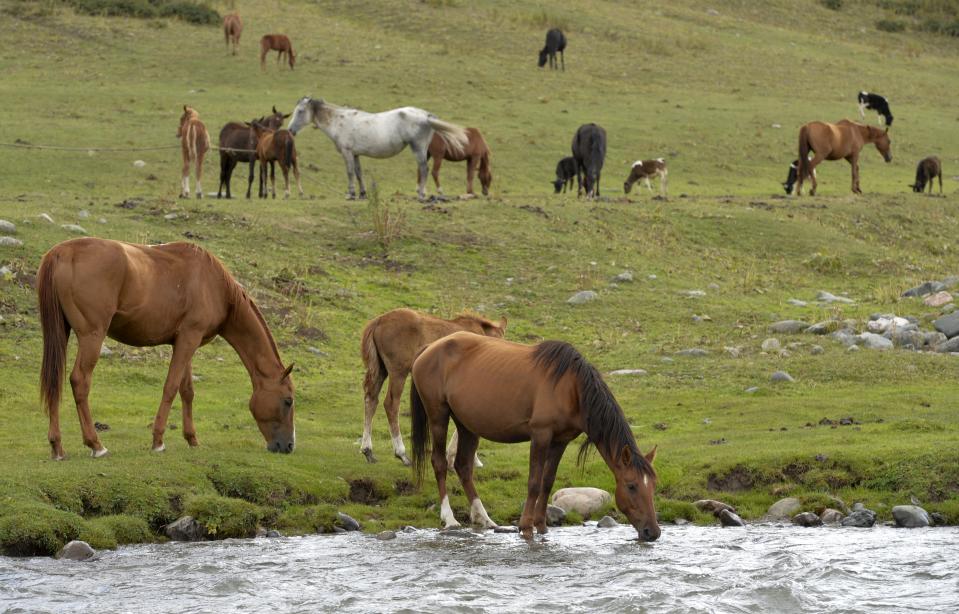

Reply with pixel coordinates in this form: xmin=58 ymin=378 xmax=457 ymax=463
xmin=783 ymin=155 xmax=817 ymax=195
xmin=553 ymin=156 xmax=576 ymax=193
xmin=858 ymin=91 xmax=894 ymax=127
xmin=572 ymin=123 xmax=606 ymax=199
xmin=538 ymin=28 xmax=566 ymax=71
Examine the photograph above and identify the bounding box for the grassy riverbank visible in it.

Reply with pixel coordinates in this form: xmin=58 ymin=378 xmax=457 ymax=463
xmin=1 ymin=0 xmax=958 ymax=555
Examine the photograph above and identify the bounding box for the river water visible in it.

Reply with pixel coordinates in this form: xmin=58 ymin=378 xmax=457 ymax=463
xmin=2 ymin=524 xmax=957 ymax=613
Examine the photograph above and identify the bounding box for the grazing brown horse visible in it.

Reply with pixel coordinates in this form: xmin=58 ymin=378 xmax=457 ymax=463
xmin=910 ymin=156 xmax=942 ymax=194
xmin=410 ymin=333 xmax=659 ymax=541
xmin=418 ymin=127 xmax=493 ymax=197
xmin=218 ymin=107 xmax=289 ymax=199
xmin=38 ymin=238 xmax=296 ymax=459
xmin=251 ymin=124 xmax=303 ymax=199
xmin=796 ymin=120 xmax=892 ymax=196
xmin=177 ymin=106 xmax=210 ymax=199
xmin=361 ymin=308 xmax=506 ymax=465
xmin=223 ymin=13 xmax=242 ymax=55
xmin=260 ymin=34 xmax=295 ymax=70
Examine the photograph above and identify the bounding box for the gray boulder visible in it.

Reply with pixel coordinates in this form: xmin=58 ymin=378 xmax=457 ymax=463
xmin=820 ymin=509 xmax=844 ymax=524
xmin=596 ymin=515 xmax=618 ymax=528
xmin=612 ymin=271 xmax=634 ymax=283
xmin=769 ymin=320 xmax=809 ymax=334
xmin=567 ymin=290 xmax=598 ymax=305
xmin=767 ymin=497 xmax=802 ymax=519
xmin=718 ymin=509 xmax=745 ymax=527
xmin=56 ymin=540 xmax=95 ymax=561
xmin=336 ymin=512 xmax=361 ymax=531
xmin=902 ymin=281 xmax=945 ymax=298
xmin=817 ymin=291 xmax=854 ymax=304
xmin=546 ymin=504 xmax=566 ymax=526
xmin=805 ymin=320 xmax=840 ymax=335
xmin=792 ymin=512 xmax=822 ymax=527
xmin=375 ymin=530 xmax=397 ymax=540
xmin=493 ymin=525 xmax=519 ymax=533
xmin=770 ymin=371 xmax=794 ymax=383
xmin=61 ymin=224 xmax=87 ymax=234
xmin=761 ymin=338 xmax=781 ymax=352
xmin=935 ymin=337 xmax=959 ymax=353
xmin=889 ymin=329 xmax=925 ymax=349
xmin=933 ymin=312 xmax=959 ymax=338
xmin=0 ymin=219 xmax=15 ymax=234
xmin=892 ymin=505 xmax=931 ymax=528
xmin=810 ymin=345 xmax=825 ymax=355
xmin=0 ymin=236 xmax=23 ymax=247
xmin=858 ymin=333 xmax=893 ymax=351
xmin=165 ymin=516 xmax=207 ymax=541
xmin=840 ymin=509 xmax=876 ymax=528
xmin=552 ymin=487 xmax=612 ymax=517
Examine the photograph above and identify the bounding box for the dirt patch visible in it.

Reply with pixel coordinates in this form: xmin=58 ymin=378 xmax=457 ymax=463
xmin=706 ymin=465 xmax=765 ymax=492
xmin=394 ymin=478 xmax=416 ymax=496
xmin=348 ymin=478 xmax=387 ymax=505
xmin=518 ymin=204 xmax=549 ymax=218
xmin=359 ymin=255 xmax=416 ymax=273
xmin=295 ymin=326 xmax=328 ymax=342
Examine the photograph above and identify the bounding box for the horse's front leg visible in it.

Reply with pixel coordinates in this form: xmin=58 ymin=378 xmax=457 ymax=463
xmin=246 ymin=159 xmax=255 ymax=199
xmin=848 ymin=155 xmax=861 ymax=194
xmin=534 ymin=440 xmax=570 ymax=534
xmin=429 ymin=413 xmax=459 ymax=529
xmin=153 ymin=334 xmax=202 ymax=452
xmin=353 ymin=155 xmax=367 ymax=199
xmin=179 ymin=359 xmax=198 ymax=447
xmin=340 ymin=150 xmax=357 ymax=200
xmin=519 ymin=433 xmax=551 ymax=539
xmin=464 ymin=156 xmax=477 ymax=197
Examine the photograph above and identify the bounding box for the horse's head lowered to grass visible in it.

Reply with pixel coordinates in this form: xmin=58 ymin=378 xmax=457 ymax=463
xmin=251 ymin=363 xmax=296 ymax=453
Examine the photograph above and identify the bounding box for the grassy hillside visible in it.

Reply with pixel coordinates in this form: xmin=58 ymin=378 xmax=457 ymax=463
xmin=0 ymin=0 xmax=958 ymax=554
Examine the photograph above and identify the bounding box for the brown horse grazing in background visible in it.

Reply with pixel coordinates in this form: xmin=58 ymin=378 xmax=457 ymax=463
xmin=910 ymin=156 xmax=943 ymax=194
xmin=796 ymin=120 xmax=891 ymax=196
xmin=251 ymin=124 xmax=303 ymax=199
xmin=38 ymin=238 xmax=296 ymax=459
xmin=223 ymin=13 xmax=242 ymax=55
xmin=177 ymin=106 xmax=210 ymax=199
xmin=418 ymin=127 xmax=493 ymax=197
xmin=218 ymin=107 xmax=289 ymax=199
xmin=361 ymin=308 xmax=506 ymax=465
xmin=410 ymin=333 xmax=659 ymax=541
xmin=260 ymin=34 xmax=295 ymax=70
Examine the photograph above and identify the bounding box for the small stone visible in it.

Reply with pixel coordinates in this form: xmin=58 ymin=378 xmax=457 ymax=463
xmin=567 ymin=290 xmax=598 ymax=305
xmin=266 ymin=529 xmax=283 ymax=538
xmin=892 ymin=505 xmax=931 ymax=528
xmin=816 ymin=291 xmax=854 ymax=304
xmin=680 ymin=290 xmax=706 ymax=298
xmin=769 ymin=320 xmax=809 ymax=334
xmin=546 ymin=504 xmax=566 ymax=526
xmin=767 ymin=497 xmax=802 ymax=519
xmin=375 ymin=530 xmax=397 ymax=540
xmin=810 ymin=345 xmax=824 ymax=355
xmin=805 ymin=320 xmax=839 ymax=335
xmin=902 ymin=281 xmax=945 ymax=298
xmin=336 ymin=512 xmax=361 ymax=531
xmin=133 ymin=160 xmax=147 ymax=168
xmin=0 ymin=236 xmax=23 ymax=247
xmin=164 ymin=213 xmax=178 ymax=220
xmin=930 ymin=512 xmax=946 ymax=526
xmin=0 ymin=219 xmax=16 ymax=234
xmin=724 ymin=346 xmax=741 ymax=358
xmin=787 ymin=299 xmax=808 ymax=307
xmin=744 ymin=386 xmax=759 ymax=393
xmin=648 ymin=274 xmax=657 ymax=280
xmin=820 ymin=509 xmax=844 ymax=524
xmin=718 ymin=509 xmax=745 ymax=527
xmin=694 ymin=499 xmax=736 ymax=515
xmin=674 ymin=518 xmax=689 ymax=526
xmin=78 ymin=210 xmax=90 ymax=219
xmin=608 ymin=369 xmax=647 ymax=376
xmin=307 ymin=347 xmax=328 ymax=357
xmin=770 ymin=371 xmax=794 ymax=383
xmin=596 ymin=515 xmax=618 ymax=528
xmin=61 ymin=224 xmax=87 ymax=234
xmin=99 ymin=344 xmax=113 ymax=357
xmin=847 ymin=345 xmax=860 ymax=353
xmin=923 ymin=292 xmax=953 ymax=307
xmin=493 ymin=525 xmax=519 ymax=533
xmin=676 ymin=348 xmax=709 ymax=357
xmin=40 ymin=213 xmax=55 ymax=224
xmin=165 ymin=516 xmax=207 ymax=541
xmin=841 ymin=509 xmax=877 ymax=528
xmin=707 ymin=283 xmax=720 ymax=291
xmin=761 ymin=338 xmax=781 ymax=352
xmin=858 ymin=332 xmax=893 ymax=351
xmin=792 ymin=512 xmax=822 ymax=527
xmin=612 ymin=271 xmax=634 ymax=283
xmin=56 ymin=540 xmax=95 ymax=561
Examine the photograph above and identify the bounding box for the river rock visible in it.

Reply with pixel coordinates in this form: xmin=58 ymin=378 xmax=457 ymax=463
xmin=375 ymin=530 xmax=397 ymax=540
xmin=925 ymin=331 xmax=948 ymax=347
xmin=769 ymin=320 xmax=809 ymax=334
xmin=694 ymin=499 xmax=736 ymax=515
xmin=336 ymin=512 xmax=361 ymax=531
xmin=930 ymin=512 xmax=946 ymax=526
xmin=567 ymin=290 xmax=598 ymax=305
xmin=56 ymin=540 xmax=95 ymax=561
xmin=676 ymin=348 xmax=709 ymax=357
xmin=0 ymin=220 xmax=15 ymax=234
xmin=858 ymin=333 xmax=893 ymax=351
xmin=817 ymin=291 xmax=854 ymax=304
xmin=767 ymin=497 xmax=802 ymax=519
xmin=841 ymin=509 xmax=876 ymax=528
xmin=805 ymin=320 xmax=839 ymax=335
xmin=612 ymin=271 xmax=634 ymax=283
xmin=933 ymin=312 xmax=959 ymax=338
xmin=165 ymin=516 xmax=207 ymax=541
xmin=609 ymin=369 xmax=647 ymax=376
xmin=770 ymin=371 xmax=794 ymax=383
xmin=761 ymin=338 xmax=781 ymax=352
xmin=552 ymin=487 xmax=612 ymax=517
xmin=546 ymin=504 xmax=566 ymax=526
xmin=596 ymin=515 xmax=618 ymax=528
xmin=0 ymin=236 xmax=23 ymax=247
xmin=820 ymin=509 xmax=844 ymax=524
xmin=892 ymin=505 xmax=931 ymax=528
xmin=493 ymin=525 xmax=519 ymax=533
xmin=934 ymin=336 xmax=959 ymax=353
xmin=924 ymin=292 xmax=953 ymax=307
xmin=718 ymin=509 xmax=745 ymax=527
xmin=902 ymin=281 xmax=945 ymax=298
xmin=792 ymin=512 xmax=822 ymax=527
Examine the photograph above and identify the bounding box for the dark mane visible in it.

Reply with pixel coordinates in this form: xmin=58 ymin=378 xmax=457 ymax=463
xmin=532 ymin=341 xmax=654 ymax=477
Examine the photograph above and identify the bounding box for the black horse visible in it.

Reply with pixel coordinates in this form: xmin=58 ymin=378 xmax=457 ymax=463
xmin=572 ymin=124 xmax=606 ymax=199
xmin=538 ymin=28 xmax=566 ymax=70
xmin=217 ymin=107 xmax=288 ymax=199
xmin=553 ymin=156 xmax=576 ymax=193
xmin=910 ymin=156 xmax=942 ymax=194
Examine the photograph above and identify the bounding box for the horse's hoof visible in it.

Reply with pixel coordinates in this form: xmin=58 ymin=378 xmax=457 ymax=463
xmin=152 ymin=444 xmax=166 ymax=453
xmin=358 ymin=193 xmax=368 ymax=200
xmin=196 ymin=194 xmax=203 ymax=199
xmin=397 ymin=453 xmax=411 ymax=467
xmin=52 ymin=454 xmax=65 ymax=461
xmin=519 ymin=527 xmax=534 ymax=540
xmin=185 ymin=437 xmax=199 ymax=448
xmin=362 ymin=448 xmax=377 ymax=463
xmin=92 ymin=447 xmax=109 ymax=458
xmin=346 ymin=194 xmax=356 ymax=201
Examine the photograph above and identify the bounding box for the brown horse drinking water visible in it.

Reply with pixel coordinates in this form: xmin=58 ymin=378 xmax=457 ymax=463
xmin=418 ymin=127 xmax=493 ymax=197
xmin=361 ymin=308 xmax=506 ymax=465
xmin=177 ymin=106 xmax=210 ymax=199
xmin=411 ymin=332 xmax=659 ymax=541
xmin=223 ymin=13 xmax=242 ymax=55
xmin=796 ymin=120 xmax=891 ymax=196
xmin=38 ymin=238 xmax=295 ymax=459
xmin=260 ymin=34 xmax=295 ymax=70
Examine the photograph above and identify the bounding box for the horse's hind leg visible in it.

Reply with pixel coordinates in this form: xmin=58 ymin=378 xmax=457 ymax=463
xmin=429 ymin=404 xmax=458 ymax=528
xmin=340 ymin=150 xmax=357 ymax=200
xmin=361 ymin=369 xmax=387 ymax=464
xmin=465 ymin=156 xmax=478 ymax=196
xmin=246 ymin=159 xmax=255 ymax=199
xmin=533 ymin=440 xmax=569 ymax=534
xmin=152 ymin=334 xmax=202 ymax=452
xmin=519 ymin=432 xmax=551 ymax=539
xmin=179 ymin=359 xmax=198 ymax=447
xmin=432 ymin=157 xmax=444 ymax=195
xmin=195 ymin=151 xmax=204 ymax=198
xmin=413 ymin=143 xmax=430 ymax=201
xmin=353 ymin=155 xmax=367 ymax=199
xmin=70 ymin=331 xmax=109 ymax=457
xmin=452 ymin=427 xmax=496 ymax=529
xmin=446 ymin=429 xmax=483 ymax=469
xmin=384 ymin=374 xmax=411 ymax=465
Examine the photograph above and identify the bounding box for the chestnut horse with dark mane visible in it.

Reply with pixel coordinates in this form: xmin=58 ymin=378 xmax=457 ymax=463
xmin=260 ymin=34 xmax=295 ymax=70
xmin=410 ymin=332 xmax=659 ymax=541
xmin=223 ymin=13 xmax=242 ymax=55
xmin=38 ymin=238 xmax=295 ymax=459
xmin=217 ymin=106 xmax=289 ymax=199
xmin=361 ymin=308 xmax=506 ymax=465
xmin=418 ymin=127 xmax=493 ymax=197
xmin=177 ymin=106 xmax=210 ymax=199
xmin=796 ymin=120 xmax=891 ymax=196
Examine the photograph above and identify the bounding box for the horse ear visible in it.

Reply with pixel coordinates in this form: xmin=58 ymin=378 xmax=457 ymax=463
xmin=620 ymin=445 xmax=633 ymax=467
xmin=283 ymin=113 xmax=291 ymax=119
xmin=281 ymin=363 xmax=294 ymax=382
xmin=273 ymin=105 xmax=278 ymax=114
xmin=644 ymin=445 xmax=658 ymax=465
xmin=183 ymin=105 xmax=188 ymax=112
xmin=498 ymin=317 xmax=508 ymax=331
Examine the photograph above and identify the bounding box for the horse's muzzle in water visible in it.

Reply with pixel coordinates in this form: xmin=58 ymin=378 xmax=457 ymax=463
xmin=268 ymin=439 xmax=295 ymax=454
xmin=635 ymin=524 xmax=661 ymax=542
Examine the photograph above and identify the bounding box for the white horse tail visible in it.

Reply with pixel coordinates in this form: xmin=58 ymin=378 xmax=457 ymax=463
xmin=427 ymin=117 xmax=468 ymax=157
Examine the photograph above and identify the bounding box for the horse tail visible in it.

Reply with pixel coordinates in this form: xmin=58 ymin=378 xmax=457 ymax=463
xmin=361 ymin=319 xmax=387 ymax=407
xmin=797 ymin=125 xmax=811 ymax=180
xmin=38 ymin=252 xmax=69 ymax=416
xmin=428 ymin=117 xmax=468 ymax=158
xmin=410 ymin=378 xmax=429 ymax=486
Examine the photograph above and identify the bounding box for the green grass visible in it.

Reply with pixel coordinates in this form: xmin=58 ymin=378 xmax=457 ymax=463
xmin=1 ymin=0 xmax=958 ymax=555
